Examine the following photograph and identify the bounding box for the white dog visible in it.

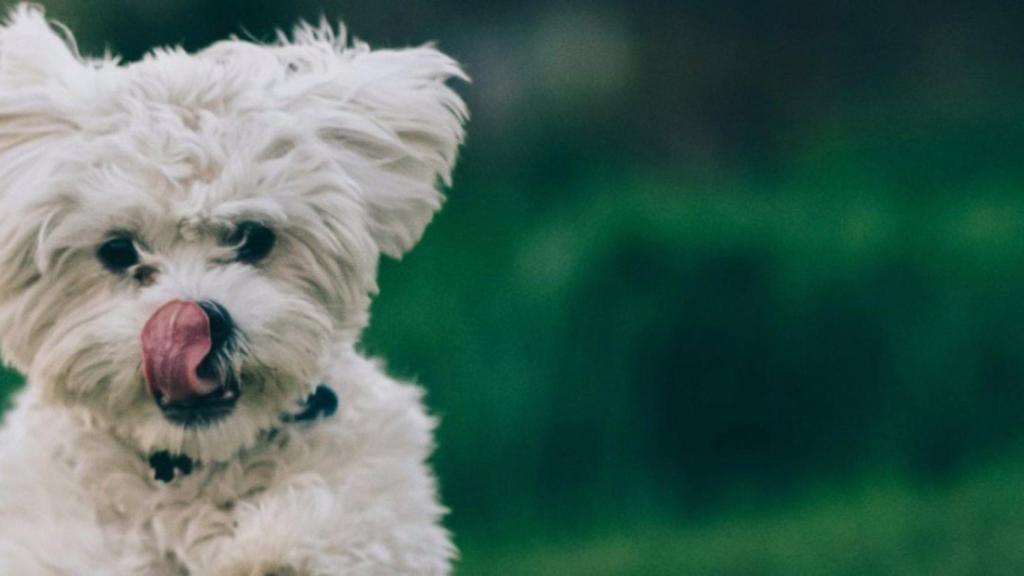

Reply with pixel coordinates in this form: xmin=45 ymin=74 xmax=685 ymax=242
xmin=0 ymin=5 xmax=467 ymax=575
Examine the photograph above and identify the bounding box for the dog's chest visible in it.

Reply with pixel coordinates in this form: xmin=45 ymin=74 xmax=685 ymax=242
xmin=5 ymin=410 xmax=310 ymax=574
xmin=85 ymin=433 xmax=307 ymax=571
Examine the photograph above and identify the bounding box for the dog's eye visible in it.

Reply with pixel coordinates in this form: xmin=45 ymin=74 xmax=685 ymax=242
xmin=97 ymin=236 xmax=140 ymax=272
xmin=229 ymin=222 xmax=276 ymax=263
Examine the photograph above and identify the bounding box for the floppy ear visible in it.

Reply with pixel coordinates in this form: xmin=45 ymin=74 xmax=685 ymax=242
xmin=0 ymin=5 xmax=87 ymax=368
xmin=0 ymin=5 xmax=83 ymax=87
xmin=0 ymin=4 xmax=84 ymax=177
xmin=281 ymin=24 xmax=469 ymax=258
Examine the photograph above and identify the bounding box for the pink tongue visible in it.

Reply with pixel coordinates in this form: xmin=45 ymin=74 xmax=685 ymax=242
xmin=141 ymin=300 xmax=217 ymax=403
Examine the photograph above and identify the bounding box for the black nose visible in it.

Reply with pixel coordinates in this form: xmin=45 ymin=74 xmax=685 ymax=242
xmin=198 ymin=301 xmax=234 ymax=352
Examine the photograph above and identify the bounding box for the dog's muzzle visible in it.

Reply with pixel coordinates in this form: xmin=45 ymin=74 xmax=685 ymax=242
xmin=141 ymin=300 xmax=239 ymax=426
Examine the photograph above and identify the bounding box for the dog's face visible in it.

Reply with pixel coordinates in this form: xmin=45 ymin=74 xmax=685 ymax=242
xmin=0 ymin=7 xmax=466 ymax=461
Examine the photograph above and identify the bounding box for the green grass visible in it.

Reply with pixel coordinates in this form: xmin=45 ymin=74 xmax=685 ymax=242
xmin=363 ymin=160 xmax=1024 ymax=532
xmin=460 ymin=458 xmax=1024 ymax=575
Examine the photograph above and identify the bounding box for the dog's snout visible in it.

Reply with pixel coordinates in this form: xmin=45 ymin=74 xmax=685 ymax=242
xmin=198 ymin=301 xmax=234 ymax=352
xmin=141 ymin=300 xmax=240 ymax=426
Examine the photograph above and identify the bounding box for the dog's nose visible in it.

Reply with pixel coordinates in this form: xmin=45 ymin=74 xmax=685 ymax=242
xmin=198 ymin=301 xmax=234 ymax=354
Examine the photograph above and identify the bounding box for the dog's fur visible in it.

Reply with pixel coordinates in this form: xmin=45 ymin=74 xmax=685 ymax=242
xmin=0 ymin=5 xmax=467 ymax=574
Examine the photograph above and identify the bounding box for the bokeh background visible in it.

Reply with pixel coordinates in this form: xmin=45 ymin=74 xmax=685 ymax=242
xmin=3 ymin=1 xmax=1024 ymax=574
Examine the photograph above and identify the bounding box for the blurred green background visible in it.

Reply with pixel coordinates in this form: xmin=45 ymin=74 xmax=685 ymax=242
xmin=5 ymin=1 xmax=1024 ymax=574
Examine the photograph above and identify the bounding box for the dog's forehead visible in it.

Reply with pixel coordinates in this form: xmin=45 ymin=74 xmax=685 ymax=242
xmin=76 ymin=52 xmax=304 ymax=236
xmin=82 ymin=132 xmax=283 ymax=235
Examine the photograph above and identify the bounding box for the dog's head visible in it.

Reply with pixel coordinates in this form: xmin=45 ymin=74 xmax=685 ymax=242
xmin=0 ymin=6 xmax=466 ymax=461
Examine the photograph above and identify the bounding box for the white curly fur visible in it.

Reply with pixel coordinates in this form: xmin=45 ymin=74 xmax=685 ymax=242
xmin=0 ymin=4 xmax=467 ymax=574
